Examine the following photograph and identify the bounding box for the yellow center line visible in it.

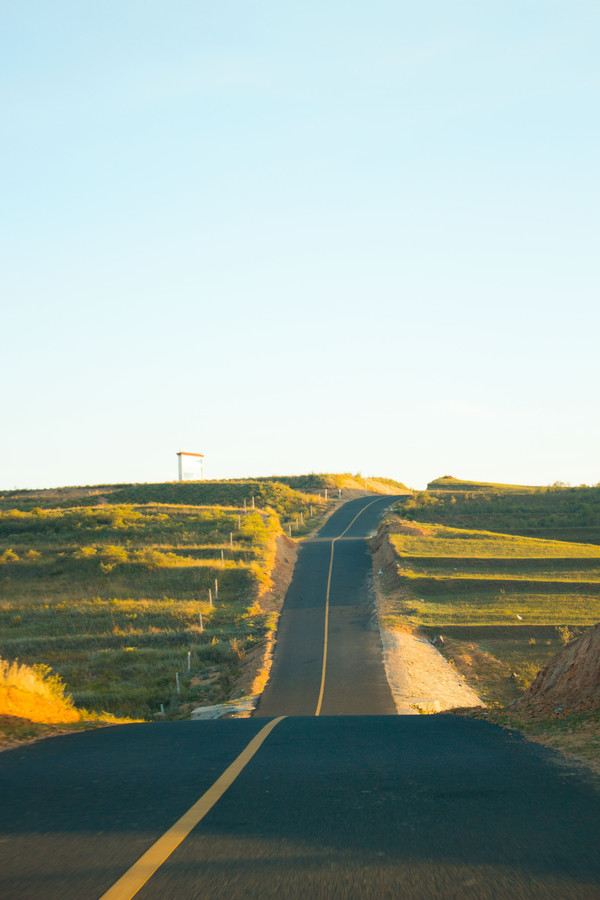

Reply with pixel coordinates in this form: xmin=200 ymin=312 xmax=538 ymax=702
xmin=98 ymin=716 xmax=286 ymax=900
xmin=314 ymin=497 xmax=386 ymax=716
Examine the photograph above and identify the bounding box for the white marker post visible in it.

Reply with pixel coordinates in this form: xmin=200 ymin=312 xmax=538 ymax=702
xmin=199 ymin=611 xmax=203 ymax=631
xmin=238 ymin=514 xmax=241 ymax=529
xmin=215 ymin=578 xmax=218 ymax=600
xmin=243 ymin=498 xmax=247 ymax=513
xmin=175 ymin=672 xmax=180 ymax=694
xmin=221 ymin=549 xmax=224 ymax=567
xmin=288 ymin=524 xmax=292 ymax=537
xmin=187 ymin=651 xmax=191 ymax=672
xmin=325 ymin=488 xmax=328 ymax=500
xmin=252 ymin=496 xmax=255 ymax=509
xmin=208 ymin=588 xmax=213 ymax=607
xmin=230 ymin=532 xmax=233 ymax=549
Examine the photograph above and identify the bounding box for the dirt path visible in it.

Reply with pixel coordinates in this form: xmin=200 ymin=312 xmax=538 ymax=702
xmin=371 ymin=535 xmax=484 ymax=714
xmin=378 ymin=628 xmax=484 ymax=714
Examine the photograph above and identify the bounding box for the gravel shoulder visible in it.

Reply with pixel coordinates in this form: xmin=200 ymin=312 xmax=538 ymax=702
xmin=371 ymin=533 xmax=484 ymax=714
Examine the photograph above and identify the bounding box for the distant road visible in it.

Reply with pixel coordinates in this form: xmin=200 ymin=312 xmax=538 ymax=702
xmin=2 ymin=494 xmax=600 ymax=899
xmin=257 ymin=493 xmax=403 ymax=716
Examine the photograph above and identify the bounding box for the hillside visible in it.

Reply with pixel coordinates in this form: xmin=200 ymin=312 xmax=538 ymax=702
xmin=399 ymin=483 xmax=600 ymax=545
xmin=373 ymin=514 xmax=600 ymax=707
xmin=427 ymin=476 xmax=540 ymax=493
xmin=514 ymin=622 xmax=600 ymax=714
xmin=0 ymin=473 xmax=405 ymax=727
xmin=0 ymin=473 xmax=408 ymax=514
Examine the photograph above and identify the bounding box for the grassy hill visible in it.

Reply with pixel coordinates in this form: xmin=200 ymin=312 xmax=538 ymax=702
xmin=399 ymin=483 xmax=600 ymax=545
xmin=0 ymin=473 xmax=408 ymax=514
xmin=377 ymin=516 xmax=600 ymax=707
xmin=0 ymin=503 xmax=284 ymax=719
xmin=427 ymin=476 xmax=541 ymax=493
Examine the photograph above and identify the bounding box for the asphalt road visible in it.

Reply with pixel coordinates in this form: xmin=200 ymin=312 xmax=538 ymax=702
xmin=257 ymin=494 xmax=402 ymax=716
xmin=2 ymin=495 xmax=600 ymax=899
xmin=2 ymin=716 xmax=600 ymax=899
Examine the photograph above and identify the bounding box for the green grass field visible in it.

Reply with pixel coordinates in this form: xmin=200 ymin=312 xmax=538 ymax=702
xmin=382 ymin=517 xmax=600 ymax=706
xmin=399 ymin=483 xmax=600 ymax=545
xmin=0 ymin=502 xmax=286 ymax=719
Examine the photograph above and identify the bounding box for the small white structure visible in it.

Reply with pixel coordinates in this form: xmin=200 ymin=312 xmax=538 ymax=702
xmin=177 ymin=451 xmax=204 ymax=481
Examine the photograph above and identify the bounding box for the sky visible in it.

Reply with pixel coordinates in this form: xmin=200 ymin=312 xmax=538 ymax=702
xmin=1 ymin=0 xmax=599 ymax=491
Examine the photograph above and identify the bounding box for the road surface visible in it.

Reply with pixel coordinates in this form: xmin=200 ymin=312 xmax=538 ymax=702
xmin=257 ymin=494 xmax=401 ymax=716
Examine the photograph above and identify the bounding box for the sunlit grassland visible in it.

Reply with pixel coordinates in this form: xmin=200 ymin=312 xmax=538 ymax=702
xmin=0 ymin=503 xmax=283 ymax=720
xmin=390 ymin=524 xmax=600 ymax=559
xmin=427 ymin=476 xmax=541 ymax=492
xmin=0 ymin=472 xmax=407 ymax=516
xmin=400 ymin=483 xmax=600 ymax=545
xmin=381 ymin=516 xmax=600 ymax=705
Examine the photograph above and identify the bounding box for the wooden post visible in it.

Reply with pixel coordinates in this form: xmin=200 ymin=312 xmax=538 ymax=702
xmin=199 ymin=611 xmax=203 ymax=630
xmin=252 ymin=496 xmax=255 ymax=509
xmin=175 ymin=672 xmax=180 ymax=694
xmin=221 ymin=549 xmax=224 ymax=567
xmin=215 ymin=578 xmax=218 ymax=600
xmin=208 ymin=588 xmax=213 ymax=607
xmin=187 ymin=651 xmax=191 ymax=672
xmin=230 ymin=532 xmax=233 ymax=549
xmin=238 ymin=514 xmax=241 ymax=529
xmin=288 ymin=524 xmax=292 ymax=537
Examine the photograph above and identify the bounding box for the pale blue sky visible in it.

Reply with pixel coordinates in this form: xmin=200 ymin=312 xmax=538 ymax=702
xmin=1 ymin=1 xmax=598 ymax=490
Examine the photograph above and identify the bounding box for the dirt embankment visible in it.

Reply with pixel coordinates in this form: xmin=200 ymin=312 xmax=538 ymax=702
xmin=514 ymin=622 xmax=600 ymax=715
xmin=370 ymin=524 xmax=484 ymax=714
xmin=223 ymin=534 xmax=299 ymax=709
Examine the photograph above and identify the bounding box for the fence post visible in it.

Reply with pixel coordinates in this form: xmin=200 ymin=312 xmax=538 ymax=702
xmin=187 ymin=651 xmax=191 ymax=672
xmin=221 ymin=548 xmax=224 ymax=567
xmin=209 ymin=588 xmax=213 ymax=607
xmin=199 ymin=610 xmax=203 ymax=630
xmin=215 ymin=578 xmax=218 ymax=600
xmin=175 ymin=672 xmax=180 ymax=694
xmin=230 ymin=532 xmax=233 ymax=549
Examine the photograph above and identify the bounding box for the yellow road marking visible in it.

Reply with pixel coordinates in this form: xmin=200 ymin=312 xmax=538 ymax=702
xmin=99 ymin=716 xmax=286 ymax=900
xmin=314 ymin=497 xmax=386 ymax=716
